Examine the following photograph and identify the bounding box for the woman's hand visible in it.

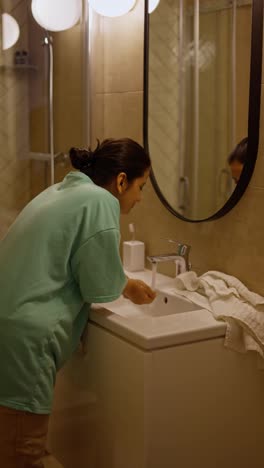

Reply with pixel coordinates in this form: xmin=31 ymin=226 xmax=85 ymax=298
xmin=123 ymin=278 xmax=156 ymax=305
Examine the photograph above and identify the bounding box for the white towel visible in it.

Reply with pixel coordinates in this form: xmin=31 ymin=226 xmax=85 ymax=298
xmin=167 ymin=270 xmax=264 ymax=359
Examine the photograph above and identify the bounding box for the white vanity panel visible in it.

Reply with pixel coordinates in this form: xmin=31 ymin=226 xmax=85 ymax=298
xmin=48 ymin=321 xmax=264 ymax=468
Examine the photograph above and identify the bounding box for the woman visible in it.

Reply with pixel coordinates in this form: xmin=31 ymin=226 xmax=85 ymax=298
xmin=228 ymin=136 xmax=247 ymax=184
xmin=0 ymin=138 xmax=155 ymax=467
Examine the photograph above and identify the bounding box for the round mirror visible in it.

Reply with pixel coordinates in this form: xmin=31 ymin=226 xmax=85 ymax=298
xmin=144 ymin=0 xmax=263 ymax=222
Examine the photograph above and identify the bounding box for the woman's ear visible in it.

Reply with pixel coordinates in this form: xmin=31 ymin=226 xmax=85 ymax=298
xmin=116 ymin=172 xmax=128 ymax=194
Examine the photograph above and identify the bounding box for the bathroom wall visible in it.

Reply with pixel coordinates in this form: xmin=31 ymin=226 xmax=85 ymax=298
xmin=90 ymin=5 xmax=144 ymax=147
xmin=0 ymin=2 xmax=84 ymax=237
xmin=0 ymin=0 xmax=32 ymax=238
xmin=91 ymin=0 xmax=264 ymax=295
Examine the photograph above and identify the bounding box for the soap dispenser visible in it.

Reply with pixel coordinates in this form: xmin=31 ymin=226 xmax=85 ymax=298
xmin=122 ymin=223 xmax=145 ymax=272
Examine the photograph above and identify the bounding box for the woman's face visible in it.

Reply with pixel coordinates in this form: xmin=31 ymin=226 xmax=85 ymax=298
xmin=118 ymin=168 xmax=150 ymax=214
xmin=230 ymin=161 xmax=243 ymax=184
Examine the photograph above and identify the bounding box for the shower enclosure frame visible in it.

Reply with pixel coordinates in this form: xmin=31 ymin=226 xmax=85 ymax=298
xmin=42 ymin=0 xmax=91 ymax=187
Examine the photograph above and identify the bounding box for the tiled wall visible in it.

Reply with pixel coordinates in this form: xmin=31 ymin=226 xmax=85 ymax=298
xmin=0 ymin=0 xmax=31 ymax=238
xmin=90 ymin=4 xmax=144 ymax=146
xmin=0 ymin=2 xmax=84 ymax=236
xmin=91 ymin=0 xmax=264 ymax=295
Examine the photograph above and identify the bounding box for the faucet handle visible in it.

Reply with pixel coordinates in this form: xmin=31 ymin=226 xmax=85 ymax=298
xmin=177 ymin=243 xmax=191 ymax=257
xmin=162 ymin=238 xmax=191 ymax=256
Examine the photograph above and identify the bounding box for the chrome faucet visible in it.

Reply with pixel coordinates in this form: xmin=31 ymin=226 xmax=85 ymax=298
xmin=147 ymin=241 xmax=191 ymax=289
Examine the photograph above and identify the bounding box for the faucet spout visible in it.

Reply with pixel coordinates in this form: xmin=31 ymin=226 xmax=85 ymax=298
xmin=147 ymin=242 xmax=191 ymax=288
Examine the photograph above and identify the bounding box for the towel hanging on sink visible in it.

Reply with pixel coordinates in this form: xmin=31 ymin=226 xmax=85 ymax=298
xmin=168 ymin=270 xmax=264 ymax=361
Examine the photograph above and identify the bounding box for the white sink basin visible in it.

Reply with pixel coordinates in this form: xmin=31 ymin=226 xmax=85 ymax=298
xmin=95 ymin=291 xmax=201 ymax=318
xmin=135 ymin=291 xmax=201 ymax=316
xmin=90 ymin=270 xmax=226 ymax=350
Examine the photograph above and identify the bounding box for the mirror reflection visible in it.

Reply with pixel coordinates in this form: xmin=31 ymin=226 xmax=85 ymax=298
xmin=228 ymin=136 xmax=247 ymax=184
xmin=147 ymin=0 xmax=252 ymax=220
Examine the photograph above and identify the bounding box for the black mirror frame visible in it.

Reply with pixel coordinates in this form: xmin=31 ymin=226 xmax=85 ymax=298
xmin=143 ymin=0 xmax=263 ymax=223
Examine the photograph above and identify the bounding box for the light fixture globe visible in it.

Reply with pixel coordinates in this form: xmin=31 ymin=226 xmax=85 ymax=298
xmin=2 ymin=13 xmax=20 ymax=50
xmin=31 ymin=0 xmax=82 ymax=32
xmin=149 ymin=0 xmax=160 ymax=14
xmin=88 ymin=0 xmax=137 ymax=18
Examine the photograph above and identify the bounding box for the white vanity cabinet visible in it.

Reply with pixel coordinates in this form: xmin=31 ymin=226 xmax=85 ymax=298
xmin=49 ymin=317 xmax=264 ymax=468
xmin=81 ymin=321 xmax=264 ymax=468
xmin=48 ymin=271 xmax=264 ymax=468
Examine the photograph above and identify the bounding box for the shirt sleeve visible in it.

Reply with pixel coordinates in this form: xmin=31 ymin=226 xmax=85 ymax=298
xmin=70 ymin=228 xmax=127 ymax=303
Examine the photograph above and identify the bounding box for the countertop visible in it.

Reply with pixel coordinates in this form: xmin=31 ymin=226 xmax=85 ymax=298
xmin=89 ymin=269 xmax=226 ymax=350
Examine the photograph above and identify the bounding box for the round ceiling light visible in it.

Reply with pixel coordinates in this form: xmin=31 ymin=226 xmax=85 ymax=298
xmin=88 ymin=0 xmax=137 ymax=18
xmin=149 ymin=0 xmax=160 ymax=14
xmin=31 ymin=0 xmax=82 ymax=32
xmin=2 ymin=13 xmax=20 ymax=50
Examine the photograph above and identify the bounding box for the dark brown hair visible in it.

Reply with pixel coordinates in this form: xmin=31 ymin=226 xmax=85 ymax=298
xmin=228 ymin=137 xmax=248 ymax=165
xmin=69 ymin=138 xmax=151 ymax=186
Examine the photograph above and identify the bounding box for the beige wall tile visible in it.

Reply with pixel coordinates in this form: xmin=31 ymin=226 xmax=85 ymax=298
xmin=30 ymin=107 xmax=49 ymax=154
xmin=90 ymin=11 xmax=105 ymax=95
xmin=92 ymin=89 xmax=143 ymax=146
xmin=53 ymin=26 xmax=84 ymax=153
xmin=54 ymin=93 xmax=83 ymax=153
xmin=1 ymin=167 xmax=31 ymax=211
xmin=30 ymin=160 xmax=47 ymax=198
xmin=102 ymin=91 xmax=143 ymax=141
xmin=96 ymin=0 xmax=144 ymax=94
xmin=30 ymin=156 xmax=72 ymax=199
xmin=0 ymin=0 xmax=31 ymax=237
xmin=91 ymin=93 xmax=104 ymax=145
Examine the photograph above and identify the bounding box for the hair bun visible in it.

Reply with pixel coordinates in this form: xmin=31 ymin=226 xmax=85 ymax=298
xmin=69 ymin=147 xmax=95 ymax=171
